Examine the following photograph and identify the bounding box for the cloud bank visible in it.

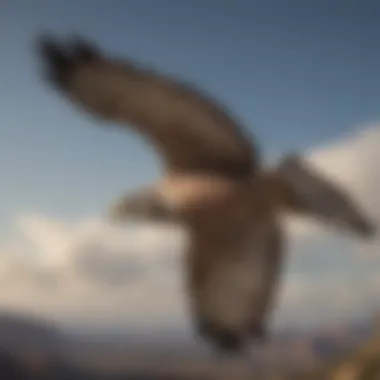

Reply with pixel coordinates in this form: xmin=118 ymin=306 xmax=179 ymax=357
xmin=0 ymin=124 xmax=379 ymax=332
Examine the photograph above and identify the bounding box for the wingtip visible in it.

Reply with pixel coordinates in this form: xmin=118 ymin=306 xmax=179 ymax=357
xmin=68 ymin=34 xmax=100 ymax=62
xmin=36 ymin=34 xmax=63 ymax=62
xmin=35 ymin=34 xmax=73 ymax=87
xmin=35 ymin=33 xmax=101 ymax=90
xmin=354 ymin=218 xmax=377 ymax=240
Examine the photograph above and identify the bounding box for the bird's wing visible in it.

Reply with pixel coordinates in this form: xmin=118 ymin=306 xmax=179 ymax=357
xmin=272 ymin=154 xmax=376 ymax=238
xmin=37 ymin=35 xmax=257 ymax=179
xmin=108 ymin=184 xmax=181 ymax=225
xmin=186 ymin=218 xmax=283 ymax=349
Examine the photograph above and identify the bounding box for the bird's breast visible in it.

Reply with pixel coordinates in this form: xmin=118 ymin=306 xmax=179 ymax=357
xmin=156 ymin=175 xmax=244 ymax=215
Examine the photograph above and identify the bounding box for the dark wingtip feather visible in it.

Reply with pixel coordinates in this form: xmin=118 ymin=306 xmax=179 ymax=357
xmin=353 ymin=217 xmax=377 ymax=240
xmin=36 ymin=34 xmax=73 ymax=88
xmin=36 ymin=33 xmax=100 ymax=89
xmin=68 ymin=35 xmax=100 ymax=62
xmin=36 ymin=34 xmax=59 ymax=57
xmin=37 ymin=35 xmax=66 ymax=66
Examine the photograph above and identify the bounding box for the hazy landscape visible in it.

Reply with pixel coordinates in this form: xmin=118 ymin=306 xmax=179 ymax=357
xmin=0 ymin=310 xmax=379 ymax=379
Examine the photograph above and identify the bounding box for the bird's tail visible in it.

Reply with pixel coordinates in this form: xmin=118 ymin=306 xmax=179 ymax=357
xmin=266 ymin=154 xmax=376 ymax=239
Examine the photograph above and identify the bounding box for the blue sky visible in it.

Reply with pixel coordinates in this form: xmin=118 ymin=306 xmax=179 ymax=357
xmin=0 ymin=0 xmax=379 ymax=329
xmin=1 ymin=0 xmax=380 ymax=236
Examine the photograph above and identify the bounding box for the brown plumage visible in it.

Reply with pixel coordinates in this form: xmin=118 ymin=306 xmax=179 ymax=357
xmin=36 ymin=34 xmax=376 ymax=356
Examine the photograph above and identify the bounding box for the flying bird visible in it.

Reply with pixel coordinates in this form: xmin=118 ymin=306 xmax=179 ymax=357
xmin=36 ymin=34 xmax=376 ymax=365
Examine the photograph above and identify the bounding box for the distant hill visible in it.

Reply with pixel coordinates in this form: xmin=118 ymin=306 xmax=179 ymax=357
xmin=0 ymin=310 xmax=63 ymax=353
xmin=0 ymin=309 xmax=379 ymax=379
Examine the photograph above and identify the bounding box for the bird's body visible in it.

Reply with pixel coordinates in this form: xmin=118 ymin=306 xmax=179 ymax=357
xmin=36 ymin=35 xmax=376 ymax=361
xmin=161 ymin=173 xmax=282 ymax=350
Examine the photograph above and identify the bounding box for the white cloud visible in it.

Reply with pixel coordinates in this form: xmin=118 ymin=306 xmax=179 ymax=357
xmin=0 ymin=214 xmax=189 ymax=329
xmin=0 ymin=124 xmax=379 ymax=332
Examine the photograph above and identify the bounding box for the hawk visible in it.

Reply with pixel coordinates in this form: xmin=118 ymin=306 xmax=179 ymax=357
xmin=36 ymin=35 xmax=375 ymax=358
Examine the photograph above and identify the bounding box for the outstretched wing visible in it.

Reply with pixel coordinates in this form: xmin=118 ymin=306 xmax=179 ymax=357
xmin=272 ymin=154 xmax=376 ymax=238
xmin=36 ymin=35 xmax=257 ymax=179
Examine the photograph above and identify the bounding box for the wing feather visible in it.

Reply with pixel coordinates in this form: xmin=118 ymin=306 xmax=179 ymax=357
xmin=272 ymin=154 xmax=376 ymax=238
xmin=37 ymin=35 xmax=258 ymax=179
xmin=186 ymin=217 xmax=283 ymax=348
